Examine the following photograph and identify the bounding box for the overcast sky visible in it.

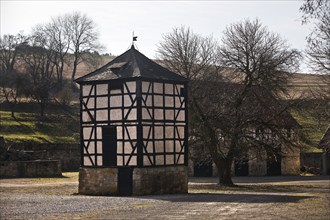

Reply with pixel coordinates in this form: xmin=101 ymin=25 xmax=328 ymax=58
xmin=1 ymin=0 xmax=314 ymax=73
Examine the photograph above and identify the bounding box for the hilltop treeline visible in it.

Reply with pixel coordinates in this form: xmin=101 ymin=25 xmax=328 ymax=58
xmin=0 ymin=12 xmax=112 ymax=117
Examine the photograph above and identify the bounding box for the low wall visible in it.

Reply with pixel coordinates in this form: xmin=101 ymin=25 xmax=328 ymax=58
xmin=300 ymin=152 xmax=323 ymax=169
xmin=301 ymin=152 xmax=329 ymax=175
xmin=79 ymin=166 xmax=188 ymax=196
xmin=0 ymin=160 xmax=62 ymax=178
xmin=8 ymin=143 xmax=80 ymax=171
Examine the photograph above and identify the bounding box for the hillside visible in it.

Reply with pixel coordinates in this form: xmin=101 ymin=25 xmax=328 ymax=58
xmin=63 ymin=55 xmax=113 ymax=80
xmin=0 ymin=103 xmax=80 ymax=144
xmin=0 ymin=58 xmax=328 ymax=151
xmin=286 ymin=73 xmax=328 ymax=99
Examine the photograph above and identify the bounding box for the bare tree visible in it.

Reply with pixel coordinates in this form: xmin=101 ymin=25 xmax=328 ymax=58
xmin=0 ymin=33 xmax=28 ymax=117
xmin=218 ymin=19 xmax=300 ymax=94
xmin=158 ymin=20 xmax=300 ymax=186
xmin=300 ymin=0 xmax=330 ymax=74
xmin=191 ymin=81 xmax=301 ymax=185
xmin=157 ymin=26 xmax=218 ymax=80
xmin=299 ymin=0 xmax=330 ymax=146
xmin=300 ymin=0 xmax=330 ymax=23
xmin=43 ymin=15 xmax=71 ymax=86
xmin=305 ymin=14 xmax=330 ymax=74
xmin=20 ymin=33 xmax=57 ymax=117
xmin=66 ymin=12 xmax=102 ymax=83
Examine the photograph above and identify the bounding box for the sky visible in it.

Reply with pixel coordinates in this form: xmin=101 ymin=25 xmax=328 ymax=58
xmin=1 ymin=0 xmax=314 ymax=73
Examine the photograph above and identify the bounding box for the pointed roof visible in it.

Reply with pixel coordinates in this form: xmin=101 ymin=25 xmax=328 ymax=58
xmin=319 ymin=126 xmax=330 ymax=150
xmin=75 ymin=45 xmax=188 ymax=83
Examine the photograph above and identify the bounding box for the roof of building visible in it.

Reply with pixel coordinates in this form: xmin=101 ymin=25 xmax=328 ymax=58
xmin=319 ymin=126 xmax=330 ymax=150
xmin=75 ymin=45 xmax=188 ymax=83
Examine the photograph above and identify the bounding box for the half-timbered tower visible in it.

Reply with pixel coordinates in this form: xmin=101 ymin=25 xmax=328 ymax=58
xmin=76 ymin=45 xmax=188 ymax=196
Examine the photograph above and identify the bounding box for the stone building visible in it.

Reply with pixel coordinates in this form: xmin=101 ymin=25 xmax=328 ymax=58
xmin=190 ymin=82 xmax=301 ymax=177
xmin=319 ymin=126 xmax=330 ymax=175
xmin=75 ymin=45 xmax=188 ymax=196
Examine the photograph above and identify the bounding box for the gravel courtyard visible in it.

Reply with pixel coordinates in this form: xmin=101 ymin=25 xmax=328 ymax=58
xmin=0 ymin=173 xmax=329 ymax=220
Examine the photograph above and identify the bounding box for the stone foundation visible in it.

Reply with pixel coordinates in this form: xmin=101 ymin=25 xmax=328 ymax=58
xmin=79 ymin=166 xmax=188 ymax=196
xmin=132 ymin=166 xmax=188 ymax=195
xmin=79 ymin=167 xmax=118 ymax=195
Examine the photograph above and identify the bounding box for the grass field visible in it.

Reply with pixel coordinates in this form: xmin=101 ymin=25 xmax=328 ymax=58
xmin=0 ymin=103 xmax=80 ymax=144
xmin=291 ymin=110 xmax=328 ymax=152
xmin=0 ymin=101 xmax=326 ymax=152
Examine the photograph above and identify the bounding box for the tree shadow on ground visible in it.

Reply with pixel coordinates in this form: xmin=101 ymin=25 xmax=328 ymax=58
xmin=189 ymin=175 xmax=330 ymax=184
xmin=188 ymin=183 xmax=315 ymax=193
xmin=141 ymin=193 xmax=312 ymax=203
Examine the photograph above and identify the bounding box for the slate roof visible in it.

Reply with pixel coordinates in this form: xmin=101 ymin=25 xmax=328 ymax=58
xmin=75 ymin=45 xmax=188 ymax=83
xmin=319 ymin=126 xmax=330 ymax=150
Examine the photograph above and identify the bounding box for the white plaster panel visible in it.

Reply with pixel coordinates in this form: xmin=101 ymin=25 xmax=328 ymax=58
xmin=96 ymin=96 xmax=108 ymax=108
xmin=97 ymin=84 xmax=108 ymax=95
xmin=110 ymin=95 xmax=122 ymax=107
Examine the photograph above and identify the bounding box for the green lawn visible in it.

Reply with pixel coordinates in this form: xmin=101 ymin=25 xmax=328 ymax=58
xmin=0 ymin=100 xmax=327 ymax=151
xmin=291 ymin=110 xmax=328 ymax=152
xmin=0 ymin=103 xmax=80 ymax=144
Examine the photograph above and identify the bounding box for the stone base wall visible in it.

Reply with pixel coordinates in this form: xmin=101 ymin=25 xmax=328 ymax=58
xmin=0 ymin=160 xmax=62 ymax=178
xmin=282 ymin=146 xmax=301 ymax=175
xmin=79 ymin=166 xmax=188 ymax=196
xmin=79 ymin=167 xmax=118 ymax=195
xmin=282 ymin=156 xmax=301 ymax=175
xmin=132 ymin=166 xmax=188 ymax=196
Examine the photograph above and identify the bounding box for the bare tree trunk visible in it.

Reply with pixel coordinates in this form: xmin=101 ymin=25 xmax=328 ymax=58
xmin=59 ymin=62 xmax=64 ymax=86
xmin=10 ymin=104 xmax=15 ymax=118
xmin=216 ymin=158 xmax=234 ymax=186
xmin=40 ymin=102 xmax=45 ymax=117
xmin=71 ymin=54 xmax=79 ymax=86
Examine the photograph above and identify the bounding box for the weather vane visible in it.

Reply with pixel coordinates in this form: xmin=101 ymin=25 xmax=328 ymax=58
xmin=132 ymin=31 xmax=138 ymax=45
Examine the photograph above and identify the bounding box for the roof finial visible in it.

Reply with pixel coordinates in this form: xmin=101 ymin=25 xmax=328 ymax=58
xmin=132 ymin=31 xmax=138 ymax=47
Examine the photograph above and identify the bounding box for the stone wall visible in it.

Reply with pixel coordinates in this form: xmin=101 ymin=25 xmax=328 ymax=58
xmin=300 ymin=152 xmax=330 ymax=175
xmin=9 ymin=143 xmax=80 ymax=171
xmin=249 ymin=159 xmax=267 ymax=176
xmin=300 ymin=152 xmax=322 ymax=170
xmin=0 ymin=160 xmax=62 ymax=178
xmin=132 ymin=166 xmax=188 ymax=196
xmin=248 ymin=150 xmax=267 ymax=176
xmin=79 ymin=166 xmax=188 ymax=196
xmin=281 ymin=156 xmax=301 ymax=175
xmin=282 ymin=146 xmax=301 ymax=175
xmin=189 ymin=146 xmax=300 ymax=177
xmin=79 ymin=167 xmax=118 ymax=195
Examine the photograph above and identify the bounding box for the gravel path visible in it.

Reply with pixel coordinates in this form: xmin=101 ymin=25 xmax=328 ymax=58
xmin=1 ymin=175 xmax=329 ymax=220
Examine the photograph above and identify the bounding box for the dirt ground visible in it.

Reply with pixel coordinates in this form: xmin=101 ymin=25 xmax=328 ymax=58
xmin=0 ymin=173 xmax=329 ymax=220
